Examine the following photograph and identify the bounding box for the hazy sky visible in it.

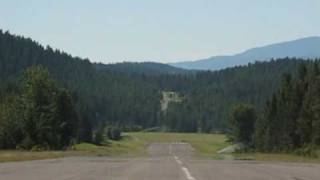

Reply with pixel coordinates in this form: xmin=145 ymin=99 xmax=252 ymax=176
xmin=0 ymin=0 xmax=319 ymax=63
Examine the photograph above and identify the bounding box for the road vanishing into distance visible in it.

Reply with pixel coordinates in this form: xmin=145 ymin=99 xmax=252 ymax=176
xmin=0 ymin=143 xmax=319 ymax=180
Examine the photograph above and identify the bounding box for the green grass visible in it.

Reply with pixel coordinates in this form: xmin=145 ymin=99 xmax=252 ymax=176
xmin=232 ymin=146 xmax=320 ymax=163
xmin=128 ymin=132 xmax=320 ymax=162
xmin=1 ymin=132 xmax=319 ymax=163
xmin=128 ymin=132 xmax=229 ymax=158
xmin=73 ymin=135 xmax=145 ymax=156
xmin=233 ymin=152 xmax=320 ymax=163
xmin=0 ymin=135 xmax=144 ymax=163
xmin=0 ymin=132 xmax=228 ymax=162
xmin=0 ymin=150 xmax=74 ymax=163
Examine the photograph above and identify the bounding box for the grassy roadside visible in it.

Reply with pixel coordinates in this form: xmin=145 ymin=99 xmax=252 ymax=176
xmin=0 ymin=135 xmax=144 ymax=163
xmin=0 ymin=151 xmax=78 ymax=163
xmin=0 ymin=132 xmax=229 ymax=162
xmin=233 ymin=152 xmax=320 ymax=163
xmin=128 ymin=132 xmax=229 ymax=159
xmin=1 ymin=132 xmax=319 ymax=163
xmin=129 ymin=132 xmax=320 ymax=162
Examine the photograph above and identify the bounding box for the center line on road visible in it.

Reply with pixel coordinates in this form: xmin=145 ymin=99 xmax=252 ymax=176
xmin=172 ymin=147 xmax=196 ymax=180
xmin=181 ymin=166 xmax=196 ymax=180
xmin=176 ymin=159 xmax=182 ymax=165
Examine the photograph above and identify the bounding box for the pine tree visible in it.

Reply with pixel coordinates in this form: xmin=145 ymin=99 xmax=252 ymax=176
xmin=229 ymin=103 xmax=256 ymax=145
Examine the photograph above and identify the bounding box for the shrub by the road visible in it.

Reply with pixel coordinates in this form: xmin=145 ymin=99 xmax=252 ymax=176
xmin=107 ymin=127 xmax=122 ymax=141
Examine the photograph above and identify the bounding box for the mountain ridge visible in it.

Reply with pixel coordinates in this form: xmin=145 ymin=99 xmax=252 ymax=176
xmin=170 ymin=36 xmax=320 ymax=70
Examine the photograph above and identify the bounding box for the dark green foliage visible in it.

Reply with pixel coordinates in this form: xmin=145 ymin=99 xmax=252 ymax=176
xmin=95 ymin=62 xmax=190 ymax=76
xmin=229 ymin=104 xmax=256 ymax=145
xmin=164 ymin=102 xmax=198 ymax=132
xmin=254 ymin=62 xmax=320 ymax=154
xmin=0 ymin=30 xmax=317 ymax=135
xmin=157 ymin=59 xmax=308 ymax=132
xmin=121 ymin=125 xmax=143 ymax=132
xmin=93 ymin=124 xmax=105 ymax=145
xmin=76 ymin=111 xmax=93 ymax=143
xmin=107 ymin=127 xmax=122 ymax=141
xmin=0 ymin=66 xmax=78 ymax=150
xmin=0 ymin=96 xmax=24 ymax=148
xmin=298 ymin=71 xmax=320 ymax=146
xmin=54 ymin=90 xmax=78 ymax=147
xmin=0 ymin=30 xmax=161 ymax=130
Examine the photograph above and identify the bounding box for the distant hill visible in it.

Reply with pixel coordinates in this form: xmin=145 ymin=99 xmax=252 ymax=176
xmin=95 ymin=62 xmax=189 ymax=75
xmin=170 ymin=36 xmax=320 ymax=70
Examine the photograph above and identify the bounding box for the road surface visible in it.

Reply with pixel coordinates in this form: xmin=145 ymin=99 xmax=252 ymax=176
xmin=0 ymin=143 xmax=319 ymax=180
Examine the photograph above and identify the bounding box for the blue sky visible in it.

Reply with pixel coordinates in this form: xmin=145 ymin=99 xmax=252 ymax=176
xmin=0 ymin=0 xmax=319 ymax=63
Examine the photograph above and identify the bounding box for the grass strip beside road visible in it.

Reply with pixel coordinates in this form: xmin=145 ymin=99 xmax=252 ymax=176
xmin=234 ymin=152 xmax=320 ymax=163
xmin=0 ymin=135 xmax=144 ymax=163
xmin=128 ymin=132 xmax=228 ymax=158
xmin=0 ymin=133 xmax=228 ymax=162
xmin=1 ymin=132 xmax=319 ymax=163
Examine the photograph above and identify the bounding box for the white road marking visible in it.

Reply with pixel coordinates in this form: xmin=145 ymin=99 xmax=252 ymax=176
xmin=176 ymin=159 xmax=182 ymax=165
xmin=173 ymin=155 xmax=196 ymax=180
xmin=181 ymin=166 xmax=196 ymax=180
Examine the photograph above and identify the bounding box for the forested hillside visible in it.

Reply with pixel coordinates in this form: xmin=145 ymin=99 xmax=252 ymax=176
xmin=0 ymin=30 xmax=315 ymax=134
xmin=0 ymin=30 xmax=161 ymax=129
xmin=152 ymin=59 xmax=311 ymax=132
xmin=95 ymin=62 xmax=189 ymax=75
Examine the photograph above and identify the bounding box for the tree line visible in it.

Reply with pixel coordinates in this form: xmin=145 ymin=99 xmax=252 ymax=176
xmin=0 ymin=65 xmax=127 ymax=149
xmin=229 ymin=62 xmax=320 ymax=156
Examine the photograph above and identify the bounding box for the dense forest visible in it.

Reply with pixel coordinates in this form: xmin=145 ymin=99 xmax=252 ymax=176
xmin=155 ymin=59 xmax=307 ymax=132
xmin=0 ymin=30 xmax=161 ymax=130
xmin=0 ymin=30 xmax=318 ymax=150
xmin=95 ymin=62 xmax=189 ymax=76
xmin=229 ymin=62 xmax=320 ymax=155
xmin=254 ymin=62 xmax=320 ymax=154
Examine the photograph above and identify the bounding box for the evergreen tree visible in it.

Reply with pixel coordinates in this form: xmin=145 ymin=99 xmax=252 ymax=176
xmin=229 ymin=104 xmax=256 ymax=145
xmin=254 ymin=63 xmax=320 ymax=153
xmin=76 ymin=107 xmax=93 ymax=143
xmin=93 ymin=123 xmax=105 ymax=145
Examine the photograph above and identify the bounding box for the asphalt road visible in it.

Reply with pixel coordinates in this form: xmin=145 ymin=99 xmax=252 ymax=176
xmin=0 ymin=143 xmax=319 ymax=180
